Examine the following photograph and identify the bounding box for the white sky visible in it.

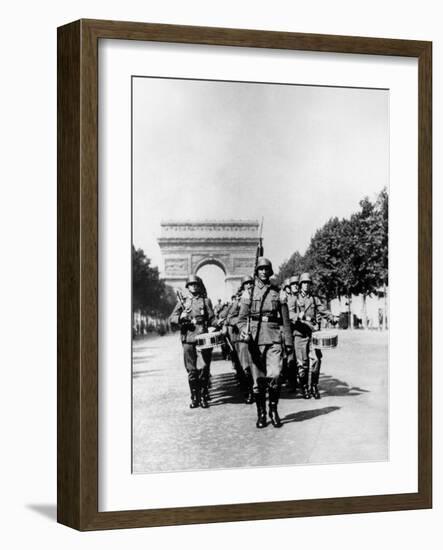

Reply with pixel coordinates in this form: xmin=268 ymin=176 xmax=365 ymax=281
xmin=133 ymin=77 xmax=389 ymax=277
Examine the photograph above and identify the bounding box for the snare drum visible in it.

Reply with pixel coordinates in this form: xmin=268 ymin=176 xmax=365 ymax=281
xmin=312 ymin=331 xmax=338 ymax=349
xmin=195 ymin=331 xmax=224 ymax=350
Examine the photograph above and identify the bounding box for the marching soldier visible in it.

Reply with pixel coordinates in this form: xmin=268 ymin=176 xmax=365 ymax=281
xmin=283 ymin=278 xmax=292 ymax=299
xmin=221 ymin=292 xmax=245 ymax=384
xmin=237 ymin=258 xmax=293 ymax=428
xmin=224 ymin=276 xmax=255 ymax=404
xmin=169 ymin=275 xmax=216 ymax=409
xmin=288 ymin=272 xmax=331 ymax=399
xmin=283 ymin=274 xmax=300 ymax=392
xmin=214 ymin=298 xmax=227 ymax=320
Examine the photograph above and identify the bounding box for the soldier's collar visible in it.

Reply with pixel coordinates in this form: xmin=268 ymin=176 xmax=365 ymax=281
xmin=255 ymin=277 xmax=268 ymax=289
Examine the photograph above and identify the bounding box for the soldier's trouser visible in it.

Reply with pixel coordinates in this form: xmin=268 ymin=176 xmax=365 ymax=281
xmin=249 ymin=343 xmax=283 ymax=394
xmin=236 ymin=341 xmax=253 ymax=372
xmin=294 ymin=336 xmax=323 ymax=386
xmin=235 ymin=341 xmax=253 ymax=391
xmin=183 ymin=343 xmax=212 ymax=389
xmin=284 ymin=349 xmax=298 ymax=388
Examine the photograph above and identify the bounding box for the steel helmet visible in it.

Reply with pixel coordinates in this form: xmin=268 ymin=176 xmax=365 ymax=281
xmin=185 ymin=274 xmax=202 ymax=288
xmin=289 ymin=275 xmax=299 ymax=286
xmin=241 ymin=275 xmax=254 ymax=287
xmin=299 ymin=272 xmax=312 ymax=284
xmin=283 ymin=278 xmax=291 ymax=290
xmin=255 ymin=257 xmax=274 ymax=276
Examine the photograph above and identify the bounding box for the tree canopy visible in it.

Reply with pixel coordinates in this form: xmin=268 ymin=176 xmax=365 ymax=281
xmin=132 ymin=246 xmax=175 ymax=317
xmin=276 ymin=187 xmax=388 ymax=302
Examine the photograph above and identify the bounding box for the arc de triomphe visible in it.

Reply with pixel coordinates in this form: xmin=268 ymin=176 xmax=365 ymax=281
xmin=157 ymin=220 xmax=259 ymax=297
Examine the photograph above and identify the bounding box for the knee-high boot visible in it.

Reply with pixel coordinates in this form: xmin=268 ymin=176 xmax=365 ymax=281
xmin=254 ymin=380 xmax=267 ymax=428
xmin=299 ymin=366 xmax=311 ymax=399
xmin=310 ymin=368 xmax=321 ymax=399
xmin=268 ymin=387 xmax=283 ymax=428
xmin=244 ymin=368 xmax=254 ymax=404
xmin=189 ymin=378 xmax=200 ymax=409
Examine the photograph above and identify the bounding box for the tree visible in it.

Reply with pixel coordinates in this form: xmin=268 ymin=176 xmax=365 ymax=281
xmin=373 ymin=187 xmax=389 ymax=328
xmin=303 ymin=217 xmax=349 ymax=301
xmin=276 ymin=251 xmax=305 ymax=285
xmin=275 ymin=187 xmax=389 ymax=329
xmin=132 ymin=246 xmax=175 ymax=318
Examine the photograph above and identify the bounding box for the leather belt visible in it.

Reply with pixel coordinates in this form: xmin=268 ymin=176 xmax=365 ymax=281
xmin=250 ymin=314 xmax=279 ymax=323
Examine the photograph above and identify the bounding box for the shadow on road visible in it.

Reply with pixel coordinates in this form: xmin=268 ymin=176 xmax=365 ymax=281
xmin=282 ymin=406 xmax=341 ymax=424
xmin=319 ymin=374 xmax=369 ymax=397
xmin=281 ymin=373 xmax=369 ymax=400
xmin=209 ymin=370 xmax=369 ymax=406
xmin=133 ymin=368 xmax=163 ymax=378
xmin=208 ymin=371 xmax=247 ymax=406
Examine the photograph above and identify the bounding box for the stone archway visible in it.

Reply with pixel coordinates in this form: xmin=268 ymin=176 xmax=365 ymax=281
xmin=157 ymin=219 xmax=259 ymax=297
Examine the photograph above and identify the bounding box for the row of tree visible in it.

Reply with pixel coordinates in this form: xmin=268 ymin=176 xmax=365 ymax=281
xmin=132 ymin=246 xmax=176 ymax=318
xmin=276 ymin=188 xmax=388 ymax=328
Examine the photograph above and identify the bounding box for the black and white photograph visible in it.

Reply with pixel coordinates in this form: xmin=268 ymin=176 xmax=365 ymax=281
xmin=131 ymin=76 xmax=389 ymax=474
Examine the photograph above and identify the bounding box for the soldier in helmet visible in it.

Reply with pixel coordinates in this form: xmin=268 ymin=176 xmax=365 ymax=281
xmin=284 ymin=278 xmax=292 ymax=298
xmin=220 ymin=291 xmax=244 ymax=384
xmin=288 ymin=272 xmax=332 ymax=399
xmin=169 ymin=275 xmax=216 ymax=409
xmin=236 ymin=258 xmax=293 ymax=428
xmin=282 ymin=274 xmax=300 ymax=392
xmin=223 ymin=275 xmax=255 ymax=403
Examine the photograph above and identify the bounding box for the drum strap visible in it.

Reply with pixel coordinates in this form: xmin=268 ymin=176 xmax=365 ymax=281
xmin=202 ymin=297 xmax=209 ymax=332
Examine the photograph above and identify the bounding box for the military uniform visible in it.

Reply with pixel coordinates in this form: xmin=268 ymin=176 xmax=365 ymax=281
xmin=288 ymin=274 xmax=331 ymax=399
xmin=224 ymin=285 xmax=254 ymax=403
xmin=236 ymin=258 xmax=293 ymax=428
xmin=282 ymin=275 xmax=299 ymax=392
xmin=169 ymin=278 xmax=216 ymax=408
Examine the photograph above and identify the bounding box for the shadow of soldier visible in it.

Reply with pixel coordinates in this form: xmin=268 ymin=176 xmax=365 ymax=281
xmin=281 ymin=372 xmax=369 ymax=400
xmin=319 ymin=373 xmax=369 ymax=397
xmin=207 ymin=371 xmax=248 ymax=406
xmin=282 ymin=405 xmax=341 ymax=424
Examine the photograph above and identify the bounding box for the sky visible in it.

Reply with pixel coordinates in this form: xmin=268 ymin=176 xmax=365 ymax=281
xmin=132 ymin=76 xmax=389 ymax=283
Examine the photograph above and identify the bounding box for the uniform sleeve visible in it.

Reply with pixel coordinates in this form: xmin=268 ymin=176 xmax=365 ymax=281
xmin=223 ymin=302 xmax=235 ymax=325
xmin=315 ymin=297 xmax=332 ymax=321
xmin=169 ymin=300 xmax=183 ymax=326
xmin=280 ymin=301 xmax=293 ymax=347
xmin=218 ymin=303 xmax=230 ymax=324
xmin=287 ymin=296 xmax=298 ymax=323
xmin=205 ymin=298 xmax=217 ymax=327
xmin=235 ymin=295 xmax=250 ymax=332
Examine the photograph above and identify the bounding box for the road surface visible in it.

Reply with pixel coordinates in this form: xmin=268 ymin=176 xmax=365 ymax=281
xmin=132 ymin=330 xmax=388 ymax=474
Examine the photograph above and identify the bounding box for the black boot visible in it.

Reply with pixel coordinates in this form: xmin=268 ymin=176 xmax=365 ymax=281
xmin=255 ymin=395 xmax=267 ymax=428
xmin=299 ymin=369 xmax=311 ymax=399
xmin=244 ymin=369 xmax=254 ymax=404
xmin=200 ymin=382 xmax=210 ymax=408
xmin=269 ymin=388 xmax=283 ymax=428
xmin=310 ymin=384 xmax=320 ymax=399
xmin=189 ymin=380 xmax=200 ymax=409
xmin=287 ymin=368 xmax=298 ymax=393
xmin=245 ymin=389 xmax=255 ymax=404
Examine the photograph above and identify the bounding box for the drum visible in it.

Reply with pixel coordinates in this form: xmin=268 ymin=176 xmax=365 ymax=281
xmin=312 ymin=331 xmax=338 ymax=349
xmin=195 ymin=331 xmax=224 ymax=350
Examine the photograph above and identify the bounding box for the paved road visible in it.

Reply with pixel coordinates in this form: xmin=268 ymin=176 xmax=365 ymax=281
xmin=132 ymin=330 xmax=388 ymax=474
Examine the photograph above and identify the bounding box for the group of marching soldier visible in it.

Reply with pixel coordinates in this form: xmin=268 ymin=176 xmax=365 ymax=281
xmin=169 ymin=257 xmax=332 ymax=429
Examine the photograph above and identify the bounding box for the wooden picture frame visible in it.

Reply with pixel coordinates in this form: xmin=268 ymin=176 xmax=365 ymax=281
xmin=57 ymin=19 xmax=432 ymax=530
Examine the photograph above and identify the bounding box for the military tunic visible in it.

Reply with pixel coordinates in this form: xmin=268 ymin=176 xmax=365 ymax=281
xmin=236 ymin=278 xmax=292 ymax=392
xmin=169 ymin=292 xmax=216 ymax=386
xmin=287 ymin=292 xmax=330 ymax=385
xmin=225 ymin=295 xmax=252 ymax=372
